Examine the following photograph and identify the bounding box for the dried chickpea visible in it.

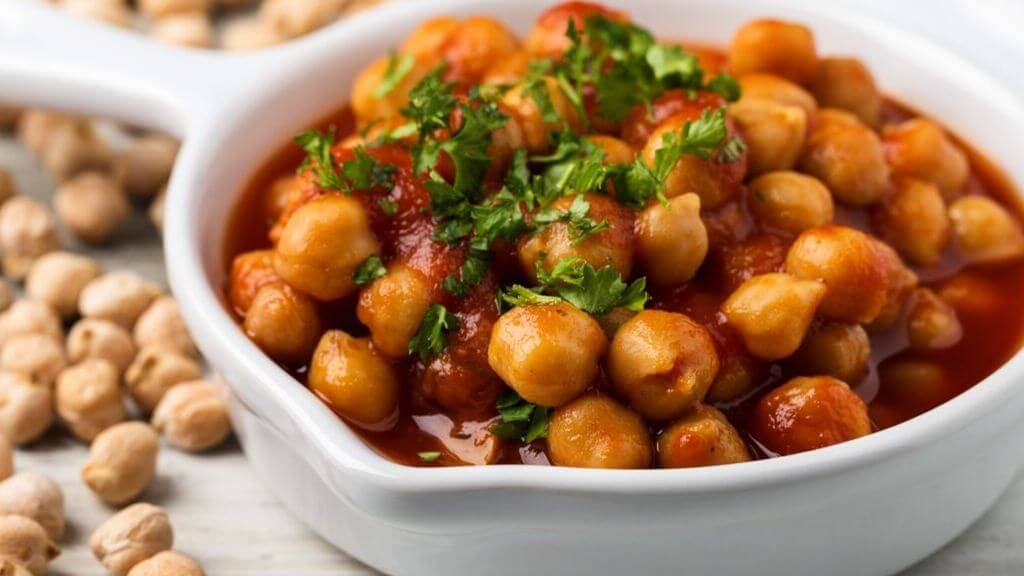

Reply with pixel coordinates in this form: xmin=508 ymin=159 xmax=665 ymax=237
xmin=722 ymin=273 xmax=826 ymax=361
xmin=149 ymin=187 xmax=166 ymax=231
xmin=138 ymin=0 xmax=210 ymax=19
xmin=738 ymin=73 xmax=818 ymax=119
xmin=657 ymin=404 xmax=750 ymax=468
xmin=748 ymin=171 xmax=834 ymax=234
xmin=501 ymin=76 xmax=583 ymax=154
xmin=260 ymin=0 xmax=344 ymax=38
xmin=55 ymin=171 xmax=130 ymax=244
xmin=948 ymin=195 xmax=1024 ymax=263
xmin=811 ymin=57 xmax=881 ymax=126
xmin=0 ymin=472 xmax=64 ymax=541
xmin=62 ymin=0 xmax=134 ymax=27
xmin=907 ymin=288 xmax=962 ymax=351
xmin=274 ymin=195 xmax=380 ymax=301
xmin=548 ymin=395 xmax=652 ymax=469
xmin=151 ymin=12 xmax=213 ymax=48
xmin=134 ymin=297 xmax=196 ymax=358
xmin=152 ymin=381 xmax=231 ymax=452
xmin=79 ymin=272 xmax=162 ymax=328
xmin=0 ymin=559 xmax=33 ymax=576
xmin=0 ymin=515 xmax=59 ymax=576
xmin=800 ymin=109 xmax=890 ymax=206
xmin=0 ymin=197 xmax=59 ymax=280
xmin=91 ymin=503 xmax=173 ymax=576
xmin=350 ymin=55 xmax=431 ymax=127
xmin=789 ymin=322 xmax=870 ymax=384
xmin=26 ymin=252 xmax=102 ymax=319
xmin=728 ymin=19 xmax=818 ymax=86
xmin=0 ymin=106 xmax=20 ymax=130
xmin=221 ymin=17 xmax=284 ymax=52
xmin=0 ymin=169 xmax=15 ymax=206
xmin=488 ymin=303 xmax=607 ymax=408
xmin=82 ymin=422 xmax=159 ymax=504
xmin=127 ymin=551 xmax=204 ymax=576
xmin=0 ymin=374 xmax=53 ymax=445
xmin=308 ymin=331 xmax=399 ymax=429
xmin=0 ymin=300 xmax=62 ymax=347
xmin=440 ymin=17 xmax=520 ymax=84
xmin=1 ymin=334 xmax=66 ymax=388
xmin=125 ymin=346 xmax=202 ymax=413
xmin=729 ymin=98 xmax=806 ymax=175
xmin=873 ymin=178 xmax=950 ymax=265
xmin=0 ymin=435 xmax=10 ymax=482
xmin=518 ymin=194 xmax=634 ymax=281
xmin=785 ymin=226 xmax=890 ymax=324
xmin=40 ymin=121 xmax=111 ymax=181
xmin=751 ymin=376 xmax=871 ymax=455
xmin=882 ymin=118 xmax=969 ymax=199
xmin=634 ymin=193 xmax=707 ymax=287
xmin=244 ymin=283 xmax=322 ymax=366
xmin=56 ymin=359 xmax=125 ymax=442
xmin=16 ymin=110 xmax=74 ymax=155
xmin=356 ymin=263 xmax=431 ymax=359
xmin=115 ymin=135 xmax=179 ymax=199
xmin=67 ymin=319 xmax=136 ymax=374
xmin=608 ymin=310 xmax=719 ymax=423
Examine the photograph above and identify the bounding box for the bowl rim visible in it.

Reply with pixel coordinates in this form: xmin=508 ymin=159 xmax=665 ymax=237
xmin=164 ymin=0 xmax=1024 ymax=497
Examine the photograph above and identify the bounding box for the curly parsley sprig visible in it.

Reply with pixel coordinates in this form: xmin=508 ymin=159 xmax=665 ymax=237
xmin=502 ymin=257 xmax=648 ymax=316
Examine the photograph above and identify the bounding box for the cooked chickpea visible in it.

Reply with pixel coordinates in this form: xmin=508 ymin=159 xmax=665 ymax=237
xmin=274 ymin=195 xmax=380 ymax=301
xmin=518 ymin=194 xmax=634 ymax=280
xmin=722 ymin=273 xmax=826 ymax=360
xmin=40 ymin=121 xmax=111 ymax=182
xmin=356 ymin=263 xmax=432 ymax=359
xmin=308 ymin=331 xmax=398 ymax=428
xmin=26 ymin=251 xmax=102 ymax=319
xmin=948 ymin=195 xmax=1024 ymax=263
xmin=811 ymin=57 xmax=881 ymax=126
xmin=729 ymin=98 xmax=806 ymax=175
xmin=440 ymin=17 xmax=521 ymax=84
xmin=79 ymin=272 xmax=163 ymax=328
xmin=488 ymin=302 xmax=606 ymax=407
xmin=634 ymin=193 xmax=707 ymax=286
xmin=0 ymin=300 xmax=62 ymax=347
xmin=873 ymin=178 xmax=950 ymax=265
xmin=125 ymin=346 xmax=203 ymax=413
xmin=90 ymin=503 xmax=173 ymax=576
xmin=351 ymin=55 xmax=430 ymax=126
xmin=228 ymin=249 xmax=280 ymax=314
xmin=548 ymin=395 xmax=652 ymax=469
xmin=790 ymin=322 xmax=871 ymax=384
xmin=501 ymin=76 xmax=583 ymax=154
xmin=738 ymin=73 xmax=818 ymax=119
xmin=751 ymin=376 xmax=871 ymax=455
xmin=260 ymin=0 xmax=343 ymax=38
xmin=657 ymin=404 xmax=750 ymax=468
xmin=134 ymin=296 xmax=197 ymax=358
xmin=151 ymin=381 xmax=231 ymax=452
xmin=67 ymin=318 xmax=136 ymax=374
xmin=608 ymin=310 xmax=719 ymax=422
xmin=151 ymin=11 xmax=214 ymax=48
xmin=877 ymin=360 xmax=948 ymax=405
xmin=785 ymin=226 xmax=890 ymax=323
xmin=882 ymin=118 xmax=969 ymax=199
xmin=400 ymin=16 xmax=458 ymax=59
xmin=524 ymin=2 xmax=629 ymax=58
xmin=867 ymin=240 xmax=919 ymax=331
xmin=748 ymin=171 xmax=834 ymax=234
xmin=138 ymin=0 xmax=210 ymax=18
xmin=0 ymin=515 xmax=59 ymax=576
xmin=0 ymin=472 xmax=64 ymax=541
xmin=82 ymin=422 xmax=159 ymax=505
xmin=800 ymin=109 xmax=890 ymax=206
xmin=0 ymin=374 xmax=53 ymax=445
xmin=220 ymin=17 xmax=284 ymax=51
xmin=55 ymin=171 xmax=130 ymax=244
xmin=56 ymin=359 xmax=125 ymax=442
xmin=127 ymin=551 xmax=204 ymax=576
xmin=728 ymin=19 xmax=818 ymax=86
xmin=244 ymin=283 xmax=321 ymax=366
xmin=115 ymin=134 xmax=178 ymax=199
xmin=1 ymin=334 xmax=66 ymax=388
xmin=0 ymin=197 xmax=59 ymax=280
xmin=939 ymin=274 xmax=1000 ymax=316
xmin=641 ymin=113 xmax=745 ymax=209
xmin=907 ymin=288 xmax=962 ymax=351
xmin=586 ymin=135 xmax=636 ymax=166
xmin=0 ymin=435 xmax=9 ymax=482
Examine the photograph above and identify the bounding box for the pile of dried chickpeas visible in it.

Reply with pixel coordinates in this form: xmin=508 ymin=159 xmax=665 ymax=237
xmin=0 ymin=1 xmax=387 ymax=573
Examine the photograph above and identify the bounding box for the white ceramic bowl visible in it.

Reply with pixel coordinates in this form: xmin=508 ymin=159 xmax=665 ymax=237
xmin=3 ymin=1 xmax=1024 ymax=574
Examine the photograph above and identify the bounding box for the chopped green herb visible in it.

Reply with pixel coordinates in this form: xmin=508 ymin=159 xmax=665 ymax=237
xmin=707 ymin=72 xmax=741 ymax=102
xmin=378 ymin=197 xmax=398 ymax=216
xmin=352 ymin=255 xmax=387 ymax=287
xmin=523 ymin=59 xmax=561 ymax=124
xmin=500 ymin=285 xmax=563 ymax=308
xmin=535 ymin=195 xmax=611 ymax=246
xmin=536 ymin=257 xmax=648 ymax=315
xmin=718 ymin=136 xmax=747 ymax=164
xmin=490 ymin=390 xmax=551 ymax=442
xmin=443 ymin=248 xmax=491 ymax=297
xmin=373 ymin=51 xmax=416 ymax=100
xmin=294 ymin=131 xmax=395 ymax=194
xmin=645 ymin=44 xmax=701 ymax=86
xmin=417 ymin=451 xmax=442 ymax=463
xmin=408 ymin=303 xmax=460 ymax=361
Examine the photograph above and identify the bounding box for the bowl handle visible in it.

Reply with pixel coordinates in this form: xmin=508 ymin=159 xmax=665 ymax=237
xmin=0 ymin=0 xmax=252 ymax=137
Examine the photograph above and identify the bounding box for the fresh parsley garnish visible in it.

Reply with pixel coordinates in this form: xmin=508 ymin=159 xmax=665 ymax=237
xmin=502 ymin=257 xmax=648 ymax=316
xmin=408 ymin=304 xmax=460 ymax=361
xmin=490 ymin=390 xmax=551 ymax=443
xmin=534 ymin=195 xmax=611 ymax=246
xmin=378 ymin=197 xmax=398 ymax=216
xmin=352 ymin=255 xmax=387 ymax=287
xmin=373 ymin=51 xmax=416 ymax=99
xmin=294 ymin=131 xmax=395 ymax=193
xmin=443 ymin=248 xmax=491 ymax=297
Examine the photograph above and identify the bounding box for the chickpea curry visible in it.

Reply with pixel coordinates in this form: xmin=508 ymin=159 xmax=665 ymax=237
xmin=224 ymin=2 xmax=1024 ymax=468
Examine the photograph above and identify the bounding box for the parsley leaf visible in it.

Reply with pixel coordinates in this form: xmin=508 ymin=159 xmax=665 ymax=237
xmin=373 ymin=51 xmax=415 ymax=100
xmin=294 ymin=132 xmax=394 ymax=193
xmin=535 ymin=195 xmax=611 ymax=246
xmin=536 ymin=257 xmax=648 ymax=315
xmin=489 ymin=390 xmax=551 ymax=442
xmin=408 ymin=304 xmax=460 ymax=361
xmin=403 ymin=66 xmax=456 ymax=140
xmin=500 ymin=285 xmax=563 ymax=308
xmin=378 ymin=197 xmax=398 ymax=216
xmin=645 ymin=44 xmax=701 ymax=86
xmin=707 ymin=72 xmax=741 ymax=102
xmin=443 ymin=248 xmax=491 ymax=297
xmin=342 ymin=147 xmax=397 ymax=191
xmin=352 ymin=255 xmax=387 ymax=287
